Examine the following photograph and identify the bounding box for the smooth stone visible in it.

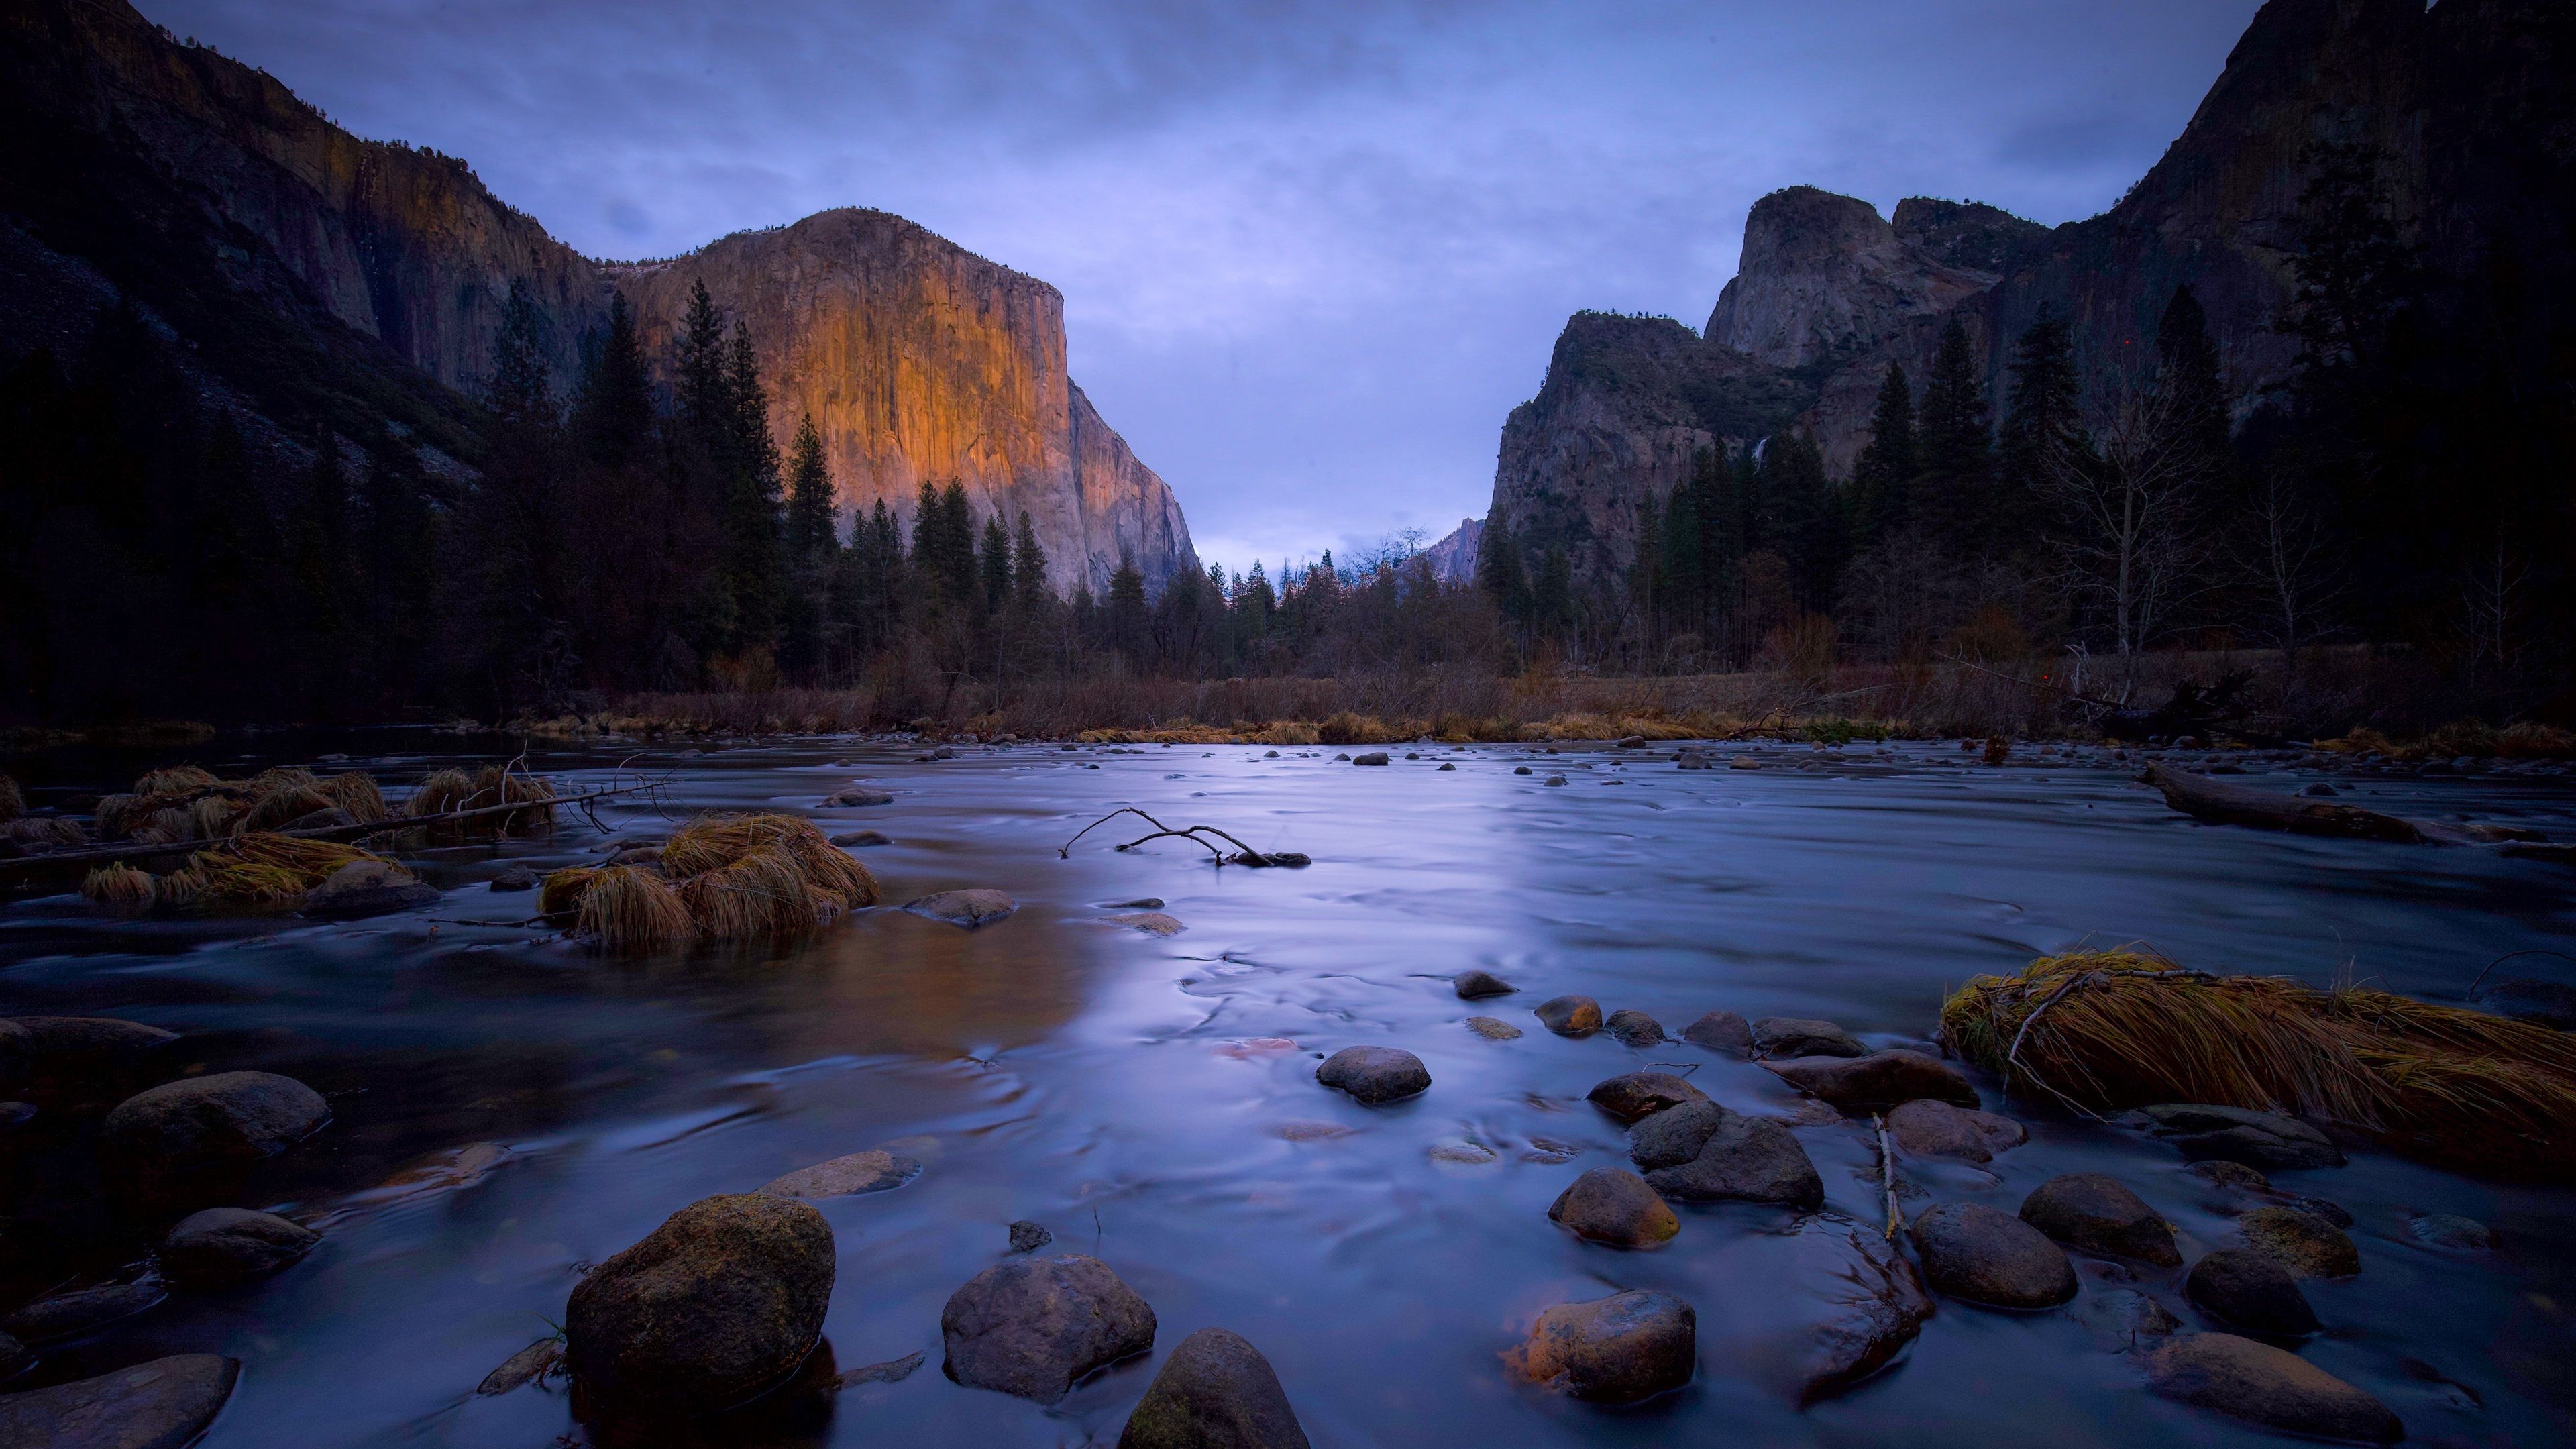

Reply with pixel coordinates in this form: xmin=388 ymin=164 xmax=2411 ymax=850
xmin=1118 ymin=1328 xmax=1311 ymax=1449
xmin=2072 ymin=1287 xmax=2185 ymax=1348
xmin=2020 ymin=1173 xmax=2180 ymax=1266
xmin=758 ymin=1150 xmax=922 ymax=1199
xmin=1585 ymin=1071 xmax=1709 ymax=1122
xmin=1604 ymin=1009 xmax=1665 ymax=1047
xmin=564 ymin=1193 xmax=837 ymax=1419
xmin=1909 ymin=1201 xmax=2078 ymax=1309
xmin=2478 ymin=978 xmax=2576 ymax=1030
xmin=2143 ymin=1333 xmax=2402 ymax=1442
xmin=1108 ymin=898 xmax=1164 ymax=909
xmin=1437 ymin=762 xmax=1456 ymax=771
xmin=1543 ymin=775 xmax=1566 ymax=786
xmin=2 ymin=1281 xmax=168 ymax=1344
xmin=1627 ymin=1099 xmax=1730 ymax=1171
xmin=1763 ymin=1051 xmax=1980 ymax=1112
xmin=1428 ymin=1139 xmax=1497 ymax=1165
xmin=1350 ymin=751 xmax=1389 ymax=766
xmin=2238 ymin=1206 xmax=2360 ymax=1278
xmin=832 ymin=829 xmax=892 ymax=847
xmin=1681 ymin=1010 xmax=1752 ymax=1053
xmin=823 ymin=786 xmax=893 ymax=806
xmin=2188 ymin=1159 xmax=2270 ymax=1190
xmin=159 ymin=1208 xmax=319 ymax=1289
xmin=3 ymin=1016 xmax=178 ymax=1107
xmin=1752 ymin=1017 xmax=1866 ymax=1058
xmin=2282 ymin=1193 xmax=2354 ymax=1228
xmin=841 ymin=1350 xmax=925 ymax=1387
xmin=941 ymin=1254 xmax=1157 ymax=1403
xmin=1885 ymin=1098 xmax=1992 ymax=1162
xmin=1533 ymin=996 xmax=1601 ymax=1036
xmin=1513 ymin=765 xmax=1532 ymax=775
xmin=604 ymin=846 xmax=663 ymax=867
xmin=1693 ymin=1213 xmax=1932 ymax=1403
xmin=2137 ymin=1104 xmax=2345 ymax=1171
xmin=1008 ymin=1220 xmax=1053 ymax=1254
xmin=2407 ymin=1213 xmax=2496 ymax=1250
xmin=1464 ymin=1016 xmax=1522 ymax=1040
xmin=99 ymin=1071 xmax=329 ymax=1210
xmin=1643 ymin=1114 xmax=1824 ymax=1210
xmin=2185 ymin=1249 xmax=2318 ymax=1336
xmin=0 ymin=1354 xmax=239 ymax=1449
xmin=1548 ymin=1167 xmax=1679 ymax=1248
xmin=477 ymin=1338 xmax=564 ymax=1395
xmin=1966 ymin=1109 xmax=2027 ymax=1152
xmin=1452 ymin=969 xmax=1515 ymax=1000
xmin=301 ymin=860 xmax=439 ymax=919
xmin=1108 ymin=912 xmax=1185 ymax=936
xmin=1315 ymin=1046 xmax=1430 ymax=1104
xmin=1509 ymin=1289 xmax=1695 ymax=1403
xmin=490 ymin=865 xmax=539 ymax=891
xmin=904 ymin=889 xmax=1017 ymax=927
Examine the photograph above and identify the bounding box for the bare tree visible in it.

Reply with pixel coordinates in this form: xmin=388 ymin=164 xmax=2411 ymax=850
xmin=2039 ymin=378 xmax=2216 ymax=692
xmin=2235 ymin=465 xmax=2345 ymax=694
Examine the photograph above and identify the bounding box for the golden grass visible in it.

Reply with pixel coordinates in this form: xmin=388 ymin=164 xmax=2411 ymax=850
xmin=160 ymin=833 xmax=392 ymax=909
xmin=1244 ymin=720 xmax=1322 ymax=746
xmin=572 ymin=865 xmax=695 ymax=951
xmin=95 ymin=792 xmax=144 ymax=839
xmin=677 ymin=851 xmax=829 ymax=938
xmin=0 ymin=773 xmax=21 ymax=823
xmin=537 ymin=866 xmax=600 ymax=920
xmin=405 ymin=769 xmax=478 ymax=817
xmin=80 ymin=863 xmax=156 ymax=906
xmin=1941 ymin=950 xmax=2576 ymax=1179
xmin=323 ymin=771 xmax=389 ymax=824
xmin=539 ymin=812 xmax=877 ymax=950
xmin=402 ymin=765 xmax=555 ymax=836
xmin=664 ymin=812 xmax=879 ymax=910
xmin=237 ymin=786 xmax=337 ymax=835
xmin=1316 ymin=711 xmax=1393 ymax=745
xmin=190 ymin=794 xmax=241 ymax=839
xmin=135 ymin=765 xmax=219 ymax=796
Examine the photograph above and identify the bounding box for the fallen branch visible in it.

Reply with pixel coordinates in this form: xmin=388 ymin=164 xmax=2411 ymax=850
xmin=1873 ymin=1114 xmax=1899 ymax=1241
xmin=2137 ymin=763 xmax=2544 ymax=847
xmin=1059 ymin=807 xmax=1307 ymax=867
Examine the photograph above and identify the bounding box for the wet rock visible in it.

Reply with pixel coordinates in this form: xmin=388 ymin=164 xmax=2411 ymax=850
xmin=1452 ymin=969 xmax=1515 ymax=1000
xmin=2301 ymin=782 xmax=2339 ymax=796
xmin=2282 ymin=1194 xmax=2354 ymax=1228
xmin=565 ymin=1193 xmax=837 ymax=1419
xmin=1700 ymin=1214 xmax=1931 ymax=1403
xmin=824 ymin=786 xmax=893 ymax=806
xmin=1644 ymin=1114 xmax=1824 ymax=1210
xmin=1585 ymin=1071 xmax=1708 ymax=1122
xmin=841 ymin=1350 xmax=924 ymax=1386
xmin=1966 ymin=1109 xmax=2027 ymax=1152
xmin=1752 ymin=1017 xmax=1866 ymax=1058
xmin=2238 ymin=1207 xmax=2360 ymax=1278
xmin=2072 ymin=1287 xmax=2184 ymax=1348
xmin=1534 ymin=996 xmax=1602 ymax=1036
xmin=1604 ymin=1009 xmax=1664 ymax=1047
xmin=1627 ymin=1099 xmax=1730 ymax=1171
xmin=2188 ymin=1160 xmax=2271 ymax=1191
xmin=1548 ymin=1168 xmax=1679 ymax=1248
xmin=1513 ymin=765 xmax=1532 ymax=775
xmin=1119 ymin=1327 xmax=1310 ymax=1449
xmin=1108 ymin=912 xmax=1185 ymax=936
xmin=1009 ymin=1220 xmax=1053 ymax=1254
xmin=2407 ymin=1213 xmax=2496 ymax=1251
xmin=1 ymin=1281 xmax=167 ymax=1344
xmin=490 ymin=864 xmax=539 ymax=891
xmin=99 ymin=1070 xmax=329 ymax=1212
xmin=0 ymin=1354 xmax=239 ymax=1449
xmin=941 ymin=1254 xmax=1156 ymax=1403
xmin=1464 ymin=1016 xmax=1522 ymax=1041
xmin=1762 ymin=1051 xmax=1979 ymax=1112
xmin=2184 ymin=1249 xmax=2318 ymax=1336
xmin=1351 ymin=751 xmax=1389 ymax=766
xmin=604 ymin=845 xmax=663 ymax=867
xmin=2020 ymin=1173 xmax=2180 ymax=1266
xmin=1315 ymin=1046 xmax=1430 ymax=1104
xmin=160 ymin=1208 xmax=319 ymax=1289
xmin=2477 ymin=978 xmax=2576 ymax=1030
xmin=301 ymin=860 xmax=440 ymax=920
xmin=1885 ymin=1099 xmax=1992 ymax=1162
xmin=904 ymin=889 xmax=1017 ymax=927
xmin=1508 ymin=1289 xmax=1695 ymax=1403
xmin=1428 ymin=1138 xmax=1497 ymax=1165
xmin=832 ymin=829 xmax=892 ymax=847
xmin=1108 ymin=898 xmax=1165 ymax=909
xmin=1681 ymin=1009 xmax=1752 ymax=1053
xmin=478 ymin=1338 xmax=564 ymax=1395
xmin=1909 ymin=1201 xmax=2077 ymax=1309
xmin=2143 ymin=1333 xmax=2402 ymax=1442
xmin=3 ymin=1016 xmax=178 ymax=1108
xmin=758 ymin=1150 xmax=922 ymax=1199
xmin=2137 ymin=1104 xmax=2345 ymax=1171
xmin=1437 ymin=762 xmax=1456 ymax=771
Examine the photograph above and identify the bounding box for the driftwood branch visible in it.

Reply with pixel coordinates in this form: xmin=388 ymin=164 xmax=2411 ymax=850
xmin=2137 ymin=763 xmax=2545 ymax=847
xmin=1059 ymin=807 xmax=1303 ymax=867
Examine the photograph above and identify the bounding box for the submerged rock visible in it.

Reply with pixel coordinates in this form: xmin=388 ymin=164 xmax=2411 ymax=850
xmin=1694 ymin=1214 xmax=1933 ymax=1403
xmin=303 ymin=860 xmax=439 ymax=920
xmin=1464 ymin=1016 xmax=1522 ymax=1040
xmin=2137 ymin=1104 xmax=2345 ymax=1171
xmin=160 ymin=1208 xmax=319 ymax=1288
xmin=1681 ymin=1010 xmax=1752 ymax=1053
xmin=490 ymin=864 xmax=540 ymax=891
xmin=904 ymin=889 xmax=1017 ymax=927
xmin=1752 ymin=1017 xmax=1865 ymax=1058
xmin=1548 ymin=1167 xmax=1679 ymax=1248
xmin=824 ymin=786 xmax=894 ymax=806
xmin=2019 ymin=1173 xmax=2180 ymax=1266
xmin=1763 ymin=1051 xmax=1979 ymax=1112
xmin=2 ymin=1281 xmax=167 ymax=1344
xmin=1643 ymin=1114 xmax=1823 ymax=1210
xmin=0 ymin=1354 xmax=239 ymax=1449
xmin=1108 ymin=912 xmax=1186 ymax=936
xmin=2072 ymin=1287 xmax=2184 ymax=1348
xmin=1118 ymin=1328 xmax=1311 ymax=1449
xmin=758 ymin=1149 xmax=922 ymax=1199
xmin=832 ymin=829 xmax=892 ymax=847
xmin=2477 ymin=978 xmax=2576 ymax=1030
xmin=2185 ymin=1249 xmax=2318 ymax=1336
xmin=99 ymin=1070 xmax=329 ymax=1212
xmin=1315 ymin=1046 xmax=1430 ymax=1104
xmin=1009 ymin=1220 xmax=1054 ymax=1254
xmin=1452 ymin=969 xmax=1515 ymax=1000
xmin=564 ymin=1193 xmax=836 ymax=1420
xmin=2143 ymin=1333 xmax=2401 ymax=1442
xmin=1909 ymin=1201 xmax=2077 ymax=1310
xmin=1534 ymin=996 xmax=1602 ymax=1036
xmin=477 ymin=1338 xmax=564 ymax=1395
xmin=1508 ymin=1289 xmax=1695 ymax=1403
xmin=2237 ymin=1206 xmax=2359 ymax=1279
xmin=1885 ymin=1098 xmax=1992 ymax=1162
xmin=1351 ymin=751 xmax=1389 ymax=766
xmin=1604 ymin=1009 xmax=1665 ymax=1047
xmin=1585 ymin=1071 xmax=1708 ymax=1122
xmin=2406 ymin=1213 xmax=2496 ymax=1251
xmin=942 ymin=1254 xmax=1157 ymax=1403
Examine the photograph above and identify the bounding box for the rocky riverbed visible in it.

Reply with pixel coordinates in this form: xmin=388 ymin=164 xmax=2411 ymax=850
xmin=0 ymin=731 xmax=2571 ymax=1446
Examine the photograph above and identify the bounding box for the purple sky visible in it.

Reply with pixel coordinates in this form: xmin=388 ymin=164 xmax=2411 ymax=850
xmin=144 ymin=0 xmax=2263 ymax=576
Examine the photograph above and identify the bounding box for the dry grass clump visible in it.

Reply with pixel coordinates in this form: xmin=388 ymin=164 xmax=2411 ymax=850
xmin=1941 ymin=950 xmax=2576 ymax=1180
xmin=537 ymin=866 xmax=601 ymax=920
xmin=0 ymin=774 xmax=21 ymax=823
xmin=136 ymin=765 xmax=219 ymax=796
xmin=3 ymin=816 xmax=89 ymax=848
xmin=405 ymin=768 xmax=478 ymax=817
xmin=93 ymin=761 xmax=415 ymax=845
xmin=323 ymin=771 xmax=389 ymax=823
xmin=677 ymin=851 xmax=831 ymax=938
xmin=158 ymin=833 xmax=394 ymax=910
xmin=237 ymin=786 xmax=339 ymax=834
xmin=1244 ymin=720 xmax=1322 ymax=746
xmin=80 ymin=863 xmax=157 ymax=907
xmin=1316 ymin=711 xmax=1393 ymax=745
xmin=1075 ymin=722 xmax=1238 ymax=745
xmin=402 ymin=765 xmax=555 ymax=836
xmin=543 ymin=812 xmax=877 ymax=951
xmin=572 ymin=865 xmax=694 ymax=951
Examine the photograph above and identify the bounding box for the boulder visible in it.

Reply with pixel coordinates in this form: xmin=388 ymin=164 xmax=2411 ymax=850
xmin=1644 ymin=1114 xmax=1824 ymax=1210
xmin=3 ymin=1016 xmax=178 ymax=1108
xmin=1508 ymin=1290 xmax=1695 ymax=1403
xmin=160 ymin=1208 xmax=319 ymax=1289
xmin=1693 ymin=1214 xmax=1932 ymax=1403
xmin=1452 ymin=970 xmax=1515 ymax=999
xmin=2238 ymin=1207 xmax=2359 ymax=1279
xmin=99 ymin=1071 xmax=329 ymax=1212
xmin=1315 ymin=1046 xmax=1430 ymax=1104
xmin=2136 ymin=1104 xmax=2345 ymax=1171
xmin=1585 ymin=1071 xmax=1708 ymax=1122
xmin=1464 ymin=1016 xmax=1523 ymax=1040
xmin=2 ymin=1281 xmax=167 ymax=1344
xmin=2477 ymin=978 xmax=2576 ymax=1030
xmin=1351 ymin=751 xmax=1390 ymax=766
xmin=1885 ymin=1099 xmax=1992 ymax=1162
xmin=942 ymin=1254 xmax=1156 ymax=1403
xmin=1762 ymin=1051 xmax=1979 ymax=1112
xmin=1603 ymin=1008 xmax=1664 ymax=1047
xmin=832 ymin=829 xmax=893 ymax=847
xmin=1752 ymin=1017 xmax=1865 ymax=1058
xmin=2184 ymin=1249 xmax=2318 ymax=1336
xmin=2072 ymin=1287 xmax=2184 ymax=1348
xmin=2186 ymin=1159 xmax=2270 ymax=1190
xmin=0 ymin=1355 xmax=239 ymax=1449
xmin=1681 ymin=1010 xmax=1752 ymax=1053
xmin=1966 ymin=1109 xmax=2027 ymax=1153
xmin=564 ymin=1193 xmax=837 ymax=1420
xmin=2019 ymin=1173 xmax=2180 ymax=1266
xmin=824 ymin=786 xmax=893 ymax=806
xmin=2143 ymin=1333 xmax=2401 ymax=1442
xmin=1909 ymin=1201 xmax=2077 ymax=1310
xmin=302 ymin=860 xmax=439 ymax=920
xmin=1627 ymin=1099 xmax=1729 ymax=1171
xmin=904 ymin=889 xmax=1017 ymax=927
xmin=1547 ymin=1168 xmax=1679 ymax=1247
xmin=758 ymin=1150 xmax=922 ymax=1199
xmin=1118 ymin=1328 xmax=1310 ymax=1449
xmin=1534 ymin=996 xmax=1601 ymax=1036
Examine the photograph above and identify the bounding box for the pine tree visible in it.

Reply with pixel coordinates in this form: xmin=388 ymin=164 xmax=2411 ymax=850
xmin=2287 ymin=140 xmax=2418 ymax=377
xmin=1996 ymin=307 xmax=2083 ymax=541
xmin=784 ymin=415 xmax=835 ymax=562
xmin=1915 ymin=317 xmax=1993 ymax=549
xmin=1850 ymin=364 xmax=1915 ymax=544
xmin=1474 ymin=509 xmax=1529 ymax=625
xmin=1107 ymin=554 xmax=1148 ymax=665
xmin=718 ymin=321 xmax=784 ymax=653
xmin=578 ymin=293 xmax=653 ymax=472
xmin=1658 ymin=470 xmax=1704 ymax=632
xmin=979 ymin=511 xmax=1013 ymax=613
xmin=676 ymin=280 xmax=730 ymax=443
xmin=1758 ymin=431 xmax=1841 ymax=614
xmin=2157 ymin=286 xmax=2229 ymax=477
xmin=1533 ymin=545 xmax=1575 ymax=643
xmin=1010 ymin=511 xmax=1049 ymax=611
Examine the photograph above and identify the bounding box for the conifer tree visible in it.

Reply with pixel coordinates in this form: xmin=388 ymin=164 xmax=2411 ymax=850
xmin=784 ymin=415 xmax=835 ymax=562
xmin=1106 ymin=554 xmax=1149 ymax=665
xmin=1010 ymin=511 xmax=1049 ymax=611
xmin=1850 ymin=363 xmax=1915 ymax=544
xmin=2156 ymin=286 xmax=2229 ymax=477
xmin=1996 ymin=307 xmax=2083 ymax=540
xmin=1915 ymin=317 xmax=1993 ymax=549
xmin=979 ymin=511 xmax=1013 ymax=613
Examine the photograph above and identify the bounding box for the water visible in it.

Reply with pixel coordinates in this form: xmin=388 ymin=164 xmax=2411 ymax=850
xmin=3 ymin=736 xmax=2573 ymax=1446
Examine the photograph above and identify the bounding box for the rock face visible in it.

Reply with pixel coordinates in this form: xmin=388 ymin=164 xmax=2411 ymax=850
xmin=98 ymin=1070 xmax=329 ymax=1210
xmin=1909 ymin=1201 xmax=2078 ymax=1310
xmin=160 ymin=1207 xmax=319 ymax=1288
xmin=941 ymin=1255 xmax=1156 ymax=1403
xmin=1419 ymin=518 xmax=1483 ymax=586
xmin=1118 ymin=1328 xmax=1310 ymax=1449
xmin=2143 ymin=1332 xmax=2402 ymax=1443
xmin=1704 ymin=186 xmax=2000 ymax=370
xmin=1509 ymin=1289 xmax=1695 ymax=1403
xmin=564 ymin=1193 xmax=837 ymax=1420
xmin=0 ymin=1354 xmax=239 ymax=1449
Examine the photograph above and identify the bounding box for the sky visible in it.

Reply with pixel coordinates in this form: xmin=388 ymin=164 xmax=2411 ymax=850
xmin=144 ymin=0 xmax=2265 ymax=576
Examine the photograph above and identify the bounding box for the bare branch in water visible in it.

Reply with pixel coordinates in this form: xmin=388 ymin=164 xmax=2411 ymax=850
xmin=1060 ymin=806 xmax=1306 ymax=867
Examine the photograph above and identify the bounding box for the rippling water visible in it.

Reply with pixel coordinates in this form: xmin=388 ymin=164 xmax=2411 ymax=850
xmin=4 ymin=735 xmax=2573 ymax=1446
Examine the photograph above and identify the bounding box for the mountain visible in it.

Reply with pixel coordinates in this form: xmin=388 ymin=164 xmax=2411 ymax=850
xmin=1419 ymin=517 xmax=1483 ymax=586
xmin=0 ymin=0 xmax=1195 ymax=596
